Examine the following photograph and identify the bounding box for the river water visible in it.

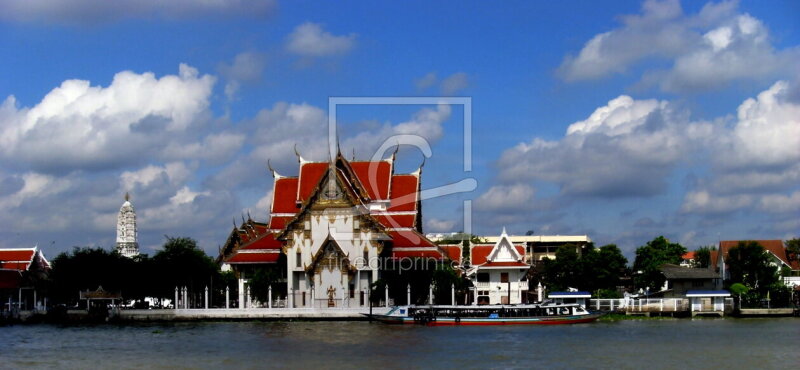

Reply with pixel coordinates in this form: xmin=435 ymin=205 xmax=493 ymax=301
xmin=2 ymin=318 xmax=798 ymax=369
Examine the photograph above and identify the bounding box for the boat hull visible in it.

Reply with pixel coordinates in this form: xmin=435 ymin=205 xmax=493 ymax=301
xmin=366 ymin=312 xmax=603 ymax=326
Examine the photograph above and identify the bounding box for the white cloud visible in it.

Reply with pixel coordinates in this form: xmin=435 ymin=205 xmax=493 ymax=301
xmin=497 ymin=94 xmax=703 ymax=197
xmin=218 ymin=51 xmax=267 ymax=100
xmin=475 ymin=184 xmax=536 ymax=211
xmin=0 ymin=64 xmax=216 ymax=173
xmin=440 ymin=72 xmax=469 ymax=95
xmin=758 ymin=191 xmax=800 ymax=214
xmin=558 ymin=0 xmax=799 ymax=92
xmin=0 ymin=0 xmax=277 ymax=24
xmin=425 ymin=218 xmax=457 ymax=233
xmin=415 ymin=72 xmax=438 ymax=90
xmin=286 ymin=22 xmax=356 ymax=57
xmin=414 ymin=72 xmax=470 ymax=95
xmin=680 ymin=81 xmax=800 ymax=215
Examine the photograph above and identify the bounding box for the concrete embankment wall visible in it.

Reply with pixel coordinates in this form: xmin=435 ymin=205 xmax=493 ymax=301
xmin=119 ymin=308 xmax=381 ymax=321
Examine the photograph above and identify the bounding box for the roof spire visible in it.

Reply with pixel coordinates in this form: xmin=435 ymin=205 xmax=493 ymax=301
xmin=233 ymin=217 xmax=237 ymax=228
xmin=125 ymin=192 xmax=130 ymax=202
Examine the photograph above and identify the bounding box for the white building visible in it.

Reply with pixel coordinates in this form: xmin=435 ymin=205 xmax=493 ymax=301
xmin=482 ymin=234 xmax=592 ymax=262
xmin=115 ymin=193 xmax=140 ymax=258
xmin=465 ymin=229 xmax=530 ymax=305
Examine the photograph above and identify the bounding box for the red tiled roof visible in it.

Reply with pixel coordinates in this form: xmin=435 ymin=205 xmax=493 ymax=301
xmin=391 ymin=249 xmax=443 ymax=259
xmin=373 ymin=214 xmax=416 ymax=229
xmin=268 ymin=216 xmax=293 ymax=230
xmin=272 ymin=177 xmax=299 ymax=214
xmin=239 ymin=233 xmax=282 ymax=250
xmin=682 ymin=251 xmax=695 ymax=260
xmin=388 ymin=230 xmax=435 ymax=248
xmin=227 ymin=251 xmax=281 ymax=264
xmin=0 ymin=249 xmax=36 ymax=271
xmin=350 ymin=161 xmax=391 ymax=200
xmin=388 ymin=175 xmax=418 ymax=211
xmin=440 ymin=245 xmax=463 ymax=262
xmin=470 ymin=244 xmax=525 ymax=265
xmin=481 ymin=261 xmax=530 ymax=268
xmin=471 ymin=245 xmax=494 ymax=265
xmin=297 ymin=162 xmax=328 ymax=202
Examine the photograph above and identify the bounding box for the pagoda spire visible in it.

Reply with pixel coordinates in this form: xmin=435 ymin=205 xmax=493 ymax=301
xmin=125 ymin=192 xmax=130 ymax=201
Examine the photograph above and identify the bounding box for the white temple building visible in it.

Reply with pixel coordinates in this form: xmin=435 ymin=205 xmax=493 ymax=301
xmin=115 ymin=193 xmax=140 ymax=258
xmin=465 ymin=229 xmax=530 ymax=305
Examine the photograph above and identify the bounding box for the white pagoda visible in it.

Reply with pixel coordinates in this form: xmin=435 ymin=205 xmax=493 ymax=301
xmin=115 ymin=193 xmax=140 ymax=258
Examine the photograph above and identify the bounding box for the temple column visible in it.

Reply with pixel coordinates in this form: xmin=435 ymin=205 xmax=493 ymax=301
xmin=225 ymin=286 xmax=230 ymax=309
xmin=429 ymin=285 xmax=433 ymax=305
xmin=384 ymin=287 xmax=389 ymax=308
xmin=204 ymin=286 xmax=208 ymax=309
xmin=238 ymin=277 xmax=245 ymax=309
xmin=289 ymin=288 xmax=294 ymax=308
xmin=407 ymin=284 xmax=411 ymax=305
xmin=268 ymin=285 xmax=272 ymax=309
xmin=451 ymin=284 xmax=455 ymax=305
xmin=247 ymin=286 xmax=252 ymax=308
xmin=174 ymin=287 xmax=179 ymax=309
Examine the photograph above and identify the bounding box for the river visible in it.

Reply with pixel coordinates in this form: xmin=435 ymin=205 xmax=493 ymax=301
xmin=2 ymin=318 xmax=798 ymax=369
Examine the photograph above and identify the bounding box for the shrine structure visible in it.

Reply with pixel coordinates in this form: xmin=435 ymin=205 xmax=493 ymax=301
xmin=115 ymin=193 xmax=140 ymax=258
xmin=218 ymin=150 xmax=452 ymax=308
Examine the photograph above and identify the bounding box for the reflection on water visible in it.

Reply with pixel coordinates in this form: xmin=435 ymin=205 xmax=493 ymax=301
xmin=2 ymin=318 xmax=798 ymax=369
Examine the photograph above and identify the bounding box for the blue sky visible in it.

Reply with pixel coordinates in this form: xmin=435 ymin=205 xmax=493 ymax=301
xmin=0 ymin=0 xmax=797 ymax=259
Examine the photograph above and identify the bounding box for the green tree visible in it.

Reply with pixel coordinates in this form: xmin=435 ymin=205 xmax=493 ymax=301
xmin=49 ymin=247 xmax=142 ymax=305
xmin=786 ymin=238 xmax=800 ymax=262
xmin=541 ymin=244 xmax=582 ymax=291
xmin=541 ymin=243 xmax=628 ymax=295
xmin=633 ymin=236 xmax=686 ymax=292
xmin=726 ymin=241 xmax=778 ymax=294
xmin=151 ymin=236 xmax=219 ymax=300
xmin=248 ymin=267 xmax=281 ymax=304
xmin=694 ymin=246 xmax=714 ymax=268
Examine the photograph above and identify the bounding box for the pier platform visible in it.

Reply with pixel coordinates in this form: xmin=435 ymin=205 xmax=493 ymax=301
xmin=737 ymin=308 xmax=795 ymax=317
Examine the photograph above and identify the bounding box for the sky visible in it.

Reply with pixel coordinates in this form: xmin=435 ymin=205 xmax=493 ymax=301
xmin=0 ymin=0 xmax=798 ymax=259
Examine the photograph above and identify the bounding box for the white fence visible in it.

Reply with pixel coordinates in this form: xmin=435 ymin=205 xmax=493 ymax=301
xmin=590 ymin=298 xmax=733 ymax=313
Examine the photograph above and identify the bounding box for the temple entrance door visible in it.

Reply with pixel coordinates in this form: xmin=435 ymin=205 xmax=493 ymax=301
xmin=319 ymin=267 xmax=343 ymax=307
xmin=311 ymin=240 xmax=351 ymax=308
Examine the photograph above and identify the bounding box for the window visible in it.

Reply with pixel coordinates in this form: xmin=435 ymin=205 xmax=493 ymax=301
xmin=501 ymin=272 xmax=509 ymax=283
xmin=353 ymin=219 xmax=360 ymax=230
xmin=477 ymin=273 xmax=490 ymax=283
xmin=363 ymin=250 xmax=369 ymax=266
xmin=304 ymin=220 xmax=311 ymax=230
xmin=296 ymin=251 xmax=302 ymax=268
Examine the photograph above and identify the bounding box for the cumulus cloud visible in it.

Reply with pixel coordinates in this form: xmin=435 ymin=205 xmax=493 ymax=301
xmin=286 ymin=22 xmax=357 ymax=57
xmin=680 ymin=80 xmax=800 ymax=216
xmin=0 ymin=64 xmax=217 ymax=173
xmin=218 ymin=51 xmax=268 ymax=100
xmin=0 ymin=0 xmax=277 ymax=24
xmin=497 ymin=94 xmax=707 ymax=198
xmin=474 ymin=184 xmax=536 ymax=212
xmin=558 ymin=0 xmax=799 ymax=92
xmin=414 ymin=72 xmax=470 ymax=94
xmin=425 ymin=218 xmax=457 ymax=233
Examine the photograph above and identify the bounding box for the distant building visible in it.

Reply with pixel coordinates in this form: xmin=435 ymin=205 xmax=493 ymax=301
xmin=464 ymin=229 xmax=529 ymax=304
xmin=482 ymin=234 xmax=592 ymax=263
xmin=0 ymin=246 xmax=50 ymax=311
xmin=713 ymin=240 xmax=799 ymax=287
xmin=115 ymin=193 xmax=140 ymax=258
xmin=680 ymin=251 xmax=696 ymax=267
xmin=659 ymin=264 xmax=719 ymax=298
